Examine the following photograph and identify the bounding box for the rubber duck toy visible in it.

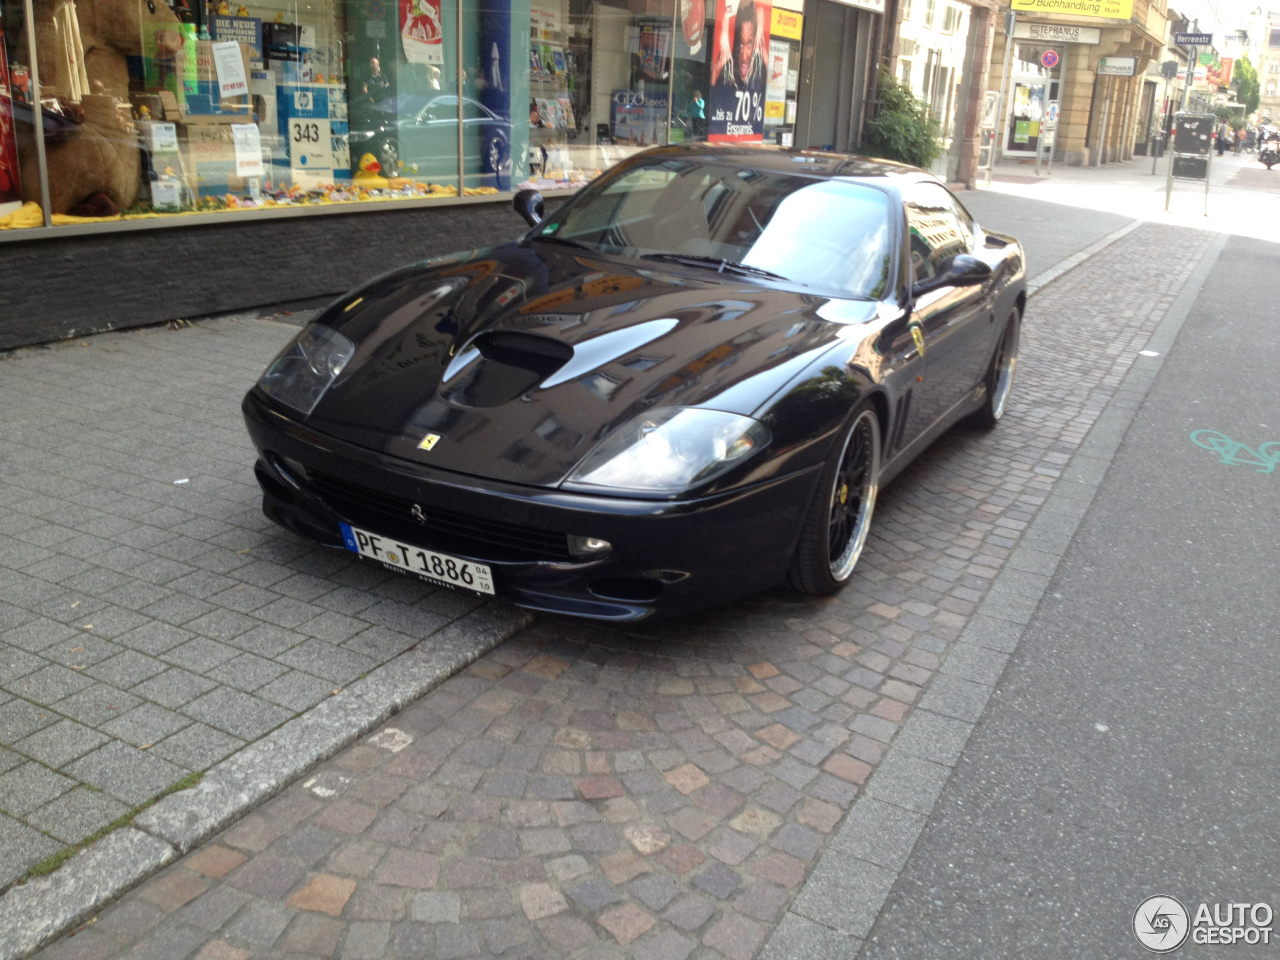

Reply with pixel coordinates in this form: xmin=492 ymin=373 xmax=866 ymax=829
xmin=274 ymin=10 xmax=285 ymax=22
xmin=137 ymin=104 xmax=151 ymax=120
xmin=352 ymin=153 xmax=389 ymax=189
xmin=236 ymin=3 xmax=248 ymax=13
xmin=216 ymin=0 xmax=230 ymax=13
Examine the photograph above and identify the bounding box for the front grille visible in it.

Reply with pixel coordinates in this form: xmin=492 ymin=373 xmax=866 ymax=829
xmin=306 ymin=469 xmax=572 ymax=562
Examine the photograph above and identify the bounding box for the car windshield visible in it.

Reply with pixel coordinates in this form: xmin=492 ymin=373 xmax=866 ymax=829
xmin=538 ymin=158 xmax=893 ymax=299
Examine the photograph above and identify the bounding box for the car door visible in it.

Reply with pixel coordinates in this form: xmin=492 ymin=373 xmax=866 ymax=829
xmin=903 ymin=180 xmax=993 ymax=428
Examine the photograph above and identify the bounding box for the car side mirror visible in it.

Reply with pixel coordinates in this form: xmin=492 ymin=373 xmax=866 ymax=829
xmin=911 ymin=253 xmax=992 ymax=297
xmin=514 ymin=189 xmax=545 ymax=228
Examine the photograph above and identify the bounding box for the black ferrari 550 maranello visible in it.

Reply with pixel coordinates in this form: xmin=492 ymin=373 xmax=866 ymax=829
xmin=243 ymin=144 xmax=1026 ymax=621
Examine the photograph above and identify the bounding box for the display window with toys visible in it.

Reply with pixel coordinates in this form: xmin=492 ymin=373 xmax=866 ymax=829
xmin=0 ymin=0 xmax=816 ymax=232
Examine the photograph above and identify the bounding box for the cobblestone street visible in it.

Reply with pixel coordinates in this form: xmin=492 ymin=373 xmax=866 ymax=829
xmin=11 ymin=220 xmax=1219 ymax=960
xmin=0 ymin=316 xmax=518 ymax=887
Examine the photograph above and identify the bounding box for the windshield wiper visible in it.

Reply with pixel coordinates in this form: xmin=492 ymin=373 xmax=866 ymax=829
xmin=639 ymin=253 xmax=789 ymax=282
xmin=531 ymin=235 xmax=593 ymax=250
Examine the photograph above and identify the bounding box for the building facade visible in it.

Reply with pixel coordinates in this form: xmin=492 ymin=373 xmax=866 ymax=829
xmin=883 ymin=0 xmax=998 ymax=185
xmin=982 ymin=0 xmax=1167 ymax=166
xmin=0 ymin=0 xmax=885 ymax=346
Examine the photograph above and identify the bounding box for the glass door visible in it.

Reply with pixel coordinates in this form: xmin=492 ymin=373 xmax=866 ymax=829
xmin=1005 ymin=42 xmax=1062 ymax=156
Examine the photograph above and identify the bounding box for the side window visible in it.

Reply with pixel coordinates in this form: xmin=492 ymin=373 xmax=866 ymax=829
xmin=904 ymin=182 xmax=973 ymax=282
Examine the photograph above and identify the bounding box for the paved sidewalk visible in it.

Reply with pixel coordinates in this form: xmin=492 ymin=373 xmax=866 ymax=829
xmin=977 ymin=151 xmax=1280 ymax=242
xmin=22 ymin=221 xmax=1217 ymax=960
xmin=0 ymin=318 xmax=517 ymax=887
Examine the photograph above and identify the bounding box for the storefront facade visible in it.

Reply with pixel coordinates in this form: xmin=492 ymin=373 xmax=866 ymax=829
xmin=0 ymin=0 xmax=883 ymax=346
xmin=985 ymin=0 xmax=1167 ymax=167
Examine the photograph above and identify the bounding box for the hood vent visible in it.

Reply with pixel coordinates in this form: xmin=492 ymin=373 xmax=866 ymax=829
xmin=442 ymin=331 xmax=573 ymax=408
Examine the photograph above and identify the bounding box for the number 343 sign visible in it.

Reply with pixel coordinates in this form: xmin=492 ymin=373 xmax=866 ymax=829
xmin=281 ymin=85 xmax=334 ymax=183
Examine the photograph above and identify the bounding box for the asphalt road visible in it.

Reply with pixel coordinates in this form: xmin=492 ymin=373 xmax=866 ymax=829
xmin=859 ymin=233 xmax=1280 ymax=958
xmin=961 ymin=189 xmax=1134 ymax=279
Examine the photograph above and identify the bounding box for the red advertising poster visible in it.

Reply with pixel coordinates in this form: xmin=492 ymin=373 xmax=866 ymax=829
xmin=707 ymin=0 xmax=770 ymax=142
xmin=0 ymin=25 xmax=22 ymax=207
xmin=400 ymin=0 xmax=444 ymax=65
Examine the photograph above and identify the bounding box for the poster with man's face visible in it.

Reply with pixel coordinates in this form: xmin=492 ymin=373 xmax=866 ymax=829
xmin=708 ymin=0 xmax=771 ymax=142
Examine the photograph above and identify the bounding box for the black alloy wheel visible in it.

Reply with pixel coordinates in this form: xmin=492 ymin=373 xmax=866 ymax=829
xmin=789 ymin=404 xmax=881 ymax=595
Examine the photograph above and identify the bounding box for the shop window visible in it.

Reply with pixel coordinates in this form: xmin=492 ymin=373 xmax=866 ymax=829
xmin=1 ymin=0 xmax=808 ymax=230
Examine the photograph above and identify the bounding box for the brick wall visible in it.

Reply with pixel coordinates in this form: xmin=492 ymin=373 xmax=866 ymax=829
xmin=0 ymin=199 xmax=534 ymax=350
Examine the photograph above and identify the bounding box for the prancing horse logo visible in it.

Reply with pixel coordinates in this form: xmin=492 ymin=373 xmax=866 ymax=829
xmin=411 ymin=504 xmax=426 ymax=524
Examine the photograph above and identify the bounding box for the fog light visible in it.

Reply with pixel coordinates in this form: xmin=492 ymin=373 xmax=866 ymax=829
xmin=568 ymin=535 xmax=612 ymax=558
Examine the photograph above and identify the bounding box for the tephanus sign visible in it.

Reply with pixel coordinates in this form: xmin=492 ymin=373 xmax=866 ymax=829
xmin=1011 ymin=0 xmax=1132 ymax=20
xmin=1013 ymin=22 xmax=1101 ymax=43
xmin=1097 ymin=56 xmax=1137 ymax=75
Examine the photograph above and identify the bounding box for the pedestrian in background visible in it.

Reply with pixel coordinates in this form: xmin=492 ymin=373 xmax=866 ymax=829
xmin=1216 ymin=120 xmax=1230 ymax=157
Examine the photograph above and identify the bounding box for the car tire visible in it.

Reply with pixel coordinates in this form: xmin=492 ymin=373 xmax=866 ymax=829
xmin=788 ymin=403 xmax=881 ymax=596
xmin=968 ymin=306 xmax=1021 ymax=430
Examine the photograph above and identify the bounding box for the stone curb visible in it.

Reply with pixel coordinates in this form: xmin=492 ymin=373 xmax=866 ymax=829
xmin=1025 ymin=219 xmax=1143 ymax=297
xmin=760 ymin=229 xmax=1232 ymax=958
xmin=0 ymin=601 xmax=534 ymax=960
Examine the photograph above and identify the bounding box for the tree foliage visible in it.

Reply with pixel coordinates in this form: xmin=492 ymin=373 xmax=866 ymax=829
xmin=1236 ymin=54 xmax=1260 ymax=116
xmin=861 ymin=72 xmax=941 ymax=169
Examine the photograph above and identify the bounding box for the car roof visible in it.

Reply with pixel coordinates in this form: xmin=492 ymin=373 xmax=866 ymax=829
xmin=635 ymin=143 xmax=938 ymax=193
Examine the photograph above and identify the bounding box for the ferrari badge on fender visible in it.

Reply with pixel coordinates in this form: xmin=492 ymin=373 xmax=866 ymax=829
xmin=418 ymin=433 xmax=441 ymax=451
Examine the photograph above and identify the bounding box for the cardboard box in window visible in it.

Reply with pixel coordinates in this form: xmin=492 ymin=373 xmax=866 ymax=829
xmin=178 ymin=122 xmax=246 ymax=198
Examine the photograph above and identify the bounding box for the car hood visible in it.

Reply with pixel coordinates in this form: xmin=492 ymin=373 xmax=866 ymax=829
xmin=306 ymin=243 xmax=879 ymax=487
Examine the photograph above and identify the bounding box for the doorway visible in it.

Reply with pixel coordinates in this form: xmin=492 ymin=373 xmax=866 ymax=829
xmin=796 ymin=0 xmax=878 ymax=152
xmin=1004 ymin=41 xmax=1064 ymax=158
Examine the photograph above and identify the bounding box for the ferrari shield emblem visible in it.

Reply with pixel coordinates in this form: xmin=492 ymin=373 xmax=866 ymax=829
xmin=910 ymin=326 xmax=926 ymax=356
xmin=418 ymin=433 xmax=441 ymax=451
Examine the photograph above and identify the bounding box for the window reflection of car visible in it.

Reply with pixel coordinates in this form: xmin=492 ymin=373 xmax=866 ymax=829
xmin=347 ymin=93 xmax=510 ymax=184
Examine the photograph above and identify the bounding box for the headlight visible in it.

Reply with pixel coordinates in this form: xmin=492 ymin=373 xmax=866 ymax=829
xmin=257 ymin=324 xmax=355 ymax=416
xmin=564 ymin=407 xmax=770 ymax=494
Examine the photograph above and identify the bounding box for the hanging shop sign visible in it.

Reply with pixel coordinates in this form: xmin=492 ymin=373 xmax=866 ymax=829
xmin=708 ymin=0 xmax=772 ymax=142
xmin=1097 ymin=55 xmax=1137 ymax=75
xmin=1011 ymin=0 xmax=1132 ymax=22
xmin=1012 ymin=22 xmax=1100 ymax=43
xmin=770 ymin=7 xmax=803 ymax=40
xmin=400 ymin=0 xmax=445 ymax=65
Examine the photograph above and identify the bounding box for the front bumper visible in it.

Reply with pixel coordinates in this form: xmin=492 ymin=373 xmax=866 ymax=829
xmin=243 ymin=390 xmax=822 ymax=621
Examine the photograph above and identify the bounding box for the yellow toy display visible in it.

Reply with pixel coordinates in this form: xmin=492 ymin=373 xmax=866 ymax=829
xmin=352 ymin=153 xmax=389 ymax=189
xmin=19 ymin=0 xmax=186 ymax=214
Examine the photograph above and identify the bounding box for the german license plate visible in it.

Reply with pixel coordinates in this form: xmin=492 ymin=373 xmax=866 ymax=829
xmin=339 ymin=522 xmax=495 ymax=595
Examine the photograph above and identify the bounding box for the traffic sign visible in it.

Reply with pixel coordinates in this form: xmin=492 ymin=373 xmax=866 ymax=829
xmin=1041 ymin=49 xmax=1059 ymax=69
xmin=1174 ymin=32 xmax=1212 ymax=45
